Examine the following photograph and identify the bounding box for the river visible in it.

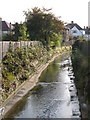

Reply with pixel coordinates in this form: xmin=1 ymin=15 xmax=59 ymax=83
xmin=4 ymin=53 xmax=81 ymax=119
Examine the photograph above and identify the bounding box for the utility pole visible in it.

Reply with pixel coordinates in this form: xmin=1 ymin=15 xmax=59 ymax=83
xmin=88 ymin=1 xmax=90 ymax=40
xmin=0 ymin=17 xmax=2 ymax=110
xmin=10 ymin=22 xmax=11 ymax=41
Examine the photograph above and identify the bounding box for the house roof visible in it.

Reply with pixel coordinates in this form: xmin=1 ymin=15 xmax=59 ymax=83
xmin=66 ymin=23 xmax=83 ymax=30
xmin=2 ymin=21 xmax=14 ymax=31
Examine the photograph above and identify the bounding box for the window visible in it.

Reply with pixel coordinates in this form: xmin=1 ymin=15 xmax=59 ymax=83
xmin=3 ymin=31 xmax=8 ymax=34
xmin=73 ymin=30 xmax=77 ymax=33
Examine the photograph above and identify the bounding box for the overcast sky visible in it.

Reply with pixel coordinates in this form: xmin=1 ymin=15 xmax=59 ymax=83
xmin=0 ymin=0 xmax=89 ymax=27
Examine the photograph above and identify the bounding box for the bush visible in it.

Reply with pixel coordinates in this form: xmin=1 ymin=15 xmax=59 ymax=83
xmin=77 ymin=36 xmax=86 ymax=41
xmin=2 ymin=33 xmax=14 ymax=41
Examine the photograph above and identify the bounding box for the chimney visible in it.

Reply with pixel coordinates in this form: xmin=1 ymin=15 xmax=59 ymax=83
xmin=84 ymin=26 xmax=85 ymax=30
xmin=71 ymin=21 xmax=74 ymax=24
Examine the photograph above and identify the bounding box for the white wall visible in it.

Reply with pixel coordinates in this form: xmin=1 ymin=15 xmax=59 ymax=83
xmin=70 ymin=26 xmax=83 ymax=37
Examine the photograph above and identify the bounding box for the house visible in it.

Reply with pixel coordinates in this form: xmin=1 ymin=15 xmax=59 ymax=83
xmin=2 ymin=21 xmax=14 ymax=36
xmin=66 ymin=21 xmax=84 ymax=38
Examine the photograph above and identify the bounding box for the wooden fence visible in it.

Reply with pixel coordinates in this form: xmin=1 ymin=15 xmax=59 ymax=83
xmin=0 ymin=41 xmax=40 ymax=61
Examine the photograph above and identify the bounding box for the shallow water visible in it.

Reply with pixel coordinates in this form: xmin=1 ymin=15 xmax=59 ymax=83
xmin=5 ymin=53 xmax=81 ymax=119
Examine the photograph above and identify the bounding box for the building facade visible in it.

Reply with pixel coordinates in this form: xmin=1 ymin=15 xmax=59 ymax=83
xmin=2 ymin=21 xmax=14 ymax=36
xmin=66 ymin=21 xmax=84 ymax=38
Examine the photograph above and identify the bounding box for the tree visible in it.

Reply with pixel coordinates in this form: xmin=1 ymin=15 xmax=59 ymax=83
xmin=50 ymin=33 xmax=62 ymax=48
xmin=2 ymin=33 xmax=14 ymax=41
xmin=19 ymin=22 xmax=27 ymax=41
xmin=13 ymin=22 xmax=21 ymax=41
xmin=24 ymin=7 xmax=64 ymax=48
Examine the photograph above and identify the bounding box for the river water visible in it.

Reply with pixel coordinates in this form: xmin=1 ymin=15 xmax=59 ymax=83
xmin=4 ymin=53 xmax=81 ymax=119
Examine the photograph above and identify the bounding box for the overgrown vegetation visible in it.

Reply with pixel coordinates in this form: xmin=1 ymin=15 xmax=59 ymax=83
xmin=2 ymin=41 xmax=71 ymax=102
xmin=71 ymin=40 xmax=89 ymax=118
xmin=2 ymin=42 xmax=48 ymax=101
xmin=69 ymin=36 xmax=86 ymax=41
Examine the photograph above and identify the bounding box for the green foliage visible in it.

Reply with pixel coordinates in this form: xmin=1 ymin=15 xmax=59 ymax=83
xmin=50 ymin=33 xmax=62 ymax=48
xmin=19 ymin=22 xmax=27 ymax=41
xmin=71 ymin=42 xmax=89 ymax=103
xmin=2 ymin=41 xmax=69 ymax=101
xmin=7 ymin=72 xmax=15 ymax=82
xmin=3 ymin=22 xmax=28 ymax=41
xmin=69 ymin=36 xmax=86 ymax=41
xmin=69 ymin=36 xmax=73 ymax=41
xmin=2 ymin=42 xmax=49 ymax=97
xmin=2 ymin=33 xmax=14 ymax=41
xmin=13 ymin=22 xmax=21 ymax=41
xmin=24 ymin=7 xmax=64 ymax=47
xmin=77 ymin=36 xmax=86 ymax=41
xmin=2 ymin=70 xmax=15 ymax=92
xmin=8 ymin=42 xmax=13 ymax=52
xmin=50 ymin=41 xmax=55 ymax=47
xmin=19 ymin=70 xmax=29 ymax=81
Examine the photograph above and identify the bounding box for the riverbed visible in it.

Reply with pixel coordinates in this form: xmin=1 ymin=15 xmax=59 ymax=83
xmin=4 ymin=53 xmax=81 ymax=119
